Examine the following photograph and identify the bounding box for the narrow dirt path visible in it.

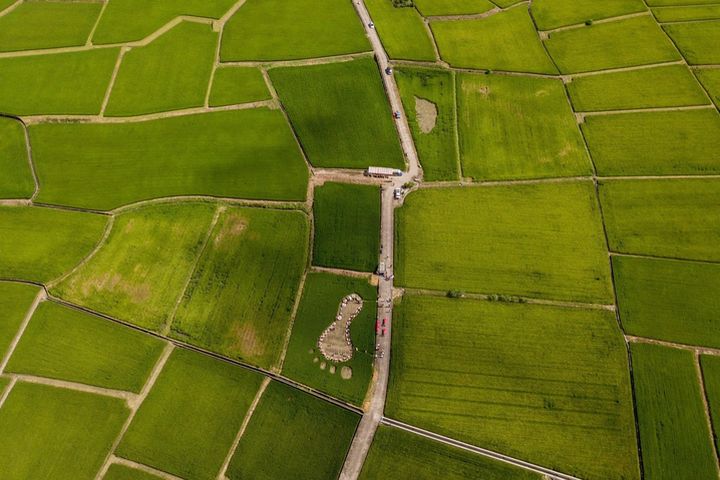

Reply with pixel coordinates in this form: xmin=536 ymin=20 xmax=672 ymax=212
xmin=108 ymin=456 xmax=185 ymax=480
xmin=9 ymin=374 xmax=138 ymax=405
xmin=539 ymin=11 xmax=651 ymax=34
xmin=694 ymin=353 xmax=720 ymax=476
xmin=100 ymin=47 xmax=128 ymax=116
xmin=0 ymin=377 xmax=17 ymax=410
xmin=626 ymin=335 xmax=720 ymax=356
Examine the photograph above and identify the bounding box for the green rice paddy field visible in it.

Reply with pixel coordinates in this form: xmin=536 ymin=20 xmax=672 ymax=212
xmin=0 ymin=282 xmax=40 ymax=356
xmin=208 ymin=67 xmax=271 ymax=107
xmin=104 ymin=464 xmax=161 ymax=480
xmin=531 ymin=0 xmax=646 ymax=30
xmin=0 ymin=117 xmax=33 ymax=199
xmin=413 ymin=0 xmax=495 ymax=17
xmin=365 ymin=0 xmax=436 ymax=61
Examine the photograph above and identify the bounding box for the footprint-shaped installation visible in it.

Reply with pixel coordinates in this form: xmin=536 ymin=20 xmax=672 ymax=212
xmin=318 ymin=293 xmax=363 ymax=363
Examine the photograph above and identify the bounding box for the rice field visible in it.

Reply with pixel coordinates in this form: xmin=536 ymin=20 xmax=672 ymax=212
xmin=653 ymin=5 xmax=720 ymax=22
xmin=0 ymin=282 xmax=40 ymax=358
xmin=413 ymin=0 xmax=495 ymax=16
xmin=664 ymin=20 xmax=720 ymax=64
xmin=365 ymin=0 xmax=436 ymax=61
xmin=531 ymin=0 xmax=647 ymax=30
xmin=208 ymin=67 xmax=271 ymax=107
xmin=0 ymin=117 xmax=33 ymax=199
xmin=696 ymin=68 xmax=720 ymax=107
xmin=700 ymin=355 xmax=720 ymax=456
xmin=104 ymin=464 xmax=161 ymax=480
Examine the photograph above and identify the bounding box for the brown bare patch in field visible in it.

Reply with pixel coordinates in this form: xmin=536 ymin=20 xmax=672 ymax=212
xmin=230 ymin=321 xmax=265 ymax=358
xmin=341 ymin=366 xmax=353 ymax=380
xmin=535 ymin=88 xmax=550 ymax=97
xmin=214 ymin=212 xmax=247 ymax=247
xmin=80 ymin=272 xmax=151 ymax=303
xmin=558 ymin=142 xmax=573 ymax=158
xmin=415 ymin=97 xmax=438 ymax=134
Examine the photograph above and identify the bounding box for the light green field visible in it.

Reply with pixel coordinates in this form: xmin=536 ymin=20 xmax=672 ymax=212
xmin=0 ymin=206 xmax=107 ymax=283
xmin=614 ymin=256 xmax=720 ymax=348
xmin=532 ymin=0 xmax=647 ymax=30
xmin=388 ymin=296 xmax=639 ymax=480
xmin=365 ymin=0 xmax=436 ymax=61
xmin=696 ymin=68 xmax=720 ymax=107
xmin=0 ymin=49 xmax=118 ymax=116
xmin=221 ymin=0 xmax=369 ymax=61
xmin=457 ymin=73 xmax=590 ymax=180
xmin=117 ymin=348 xmax=263 ymax=479
xmin=0 ymin=382 xmax=128 ymax=479
xmin=361 ymin=426 xmax=541 ymax=480
xmin=600 ymin=179 xmax=720 ymax=261
xmin=269 ymin=57 xmax=404 ymax=169
xmin=545 ymin=16 xmax=680 ymax=73
xmin=0 ymin=2 xmax=101 ymax=52
xmin=105 ymin=22 xmax=216 ymax=116
xmin=172 ymin=207 xmax=308 ymax=369
xmin=648 ymin=0 xmax=720 ymax=4
xmin=700 ymin=355 xmax=720 ymax=456
xmin=664 ymin=20 xmax=720 ymax=64
xmin=209 ymin=67 xmax=271 ymax=107
xmin=395 ymin=67 xmax=459 ymax=181
xmin=93 ymin=0 xmax=236 ymax=44
xmin=6 ymin=301 xmax=166 ymax=393
xmin=104 ymin=464 xmax=161 ymax=480
xmin=228 ymin=381 xmax=360 ymax=480
xmin=0 ymin=282 xmax=39 ymax=358
xmin=282 ymin=272 xmax=376 ymax=405
xmin=567 ymin=65 xmax=709 ymax=111
xmin=582 ymin=109 xmax=720 ymax=175
xmin=313 ymin=182 xmax=380 ymax=272
xmin=30 ymin=109 xmax=309 ymax=210
xmin=53 ymin=203 xmax=215 ymax=331
xmin=631 ymin=343 xmax=717 ymax=479
xmin=414 ymin=0 xmax=495 ymax=16
xmin=0 ymin=117 xmax=33 ymax=199
xmin=431 ymin=7 xmax=557 ymax=74
xmin=653 ymin=5 xmax=720 ymax=21
xmin=396 ymin=182 xmax=613 ymax=303
xmin=0 ymin=0 xmax=14 ymax=10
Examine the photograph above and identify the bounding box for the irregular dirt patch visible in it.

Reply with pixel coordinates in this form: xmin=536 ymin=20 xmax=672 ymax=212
xmin=414 ymin=97 xmax=438 ymax=134
xmin=230 ymin=322 xmax=265 ymax=358
xmin=318 ymin=293 xmax=363 ymax=362
xmin=214 ymin=212 xmax=247 ymax=247
xmin=340 ymin=366 xmax=352 ymax=380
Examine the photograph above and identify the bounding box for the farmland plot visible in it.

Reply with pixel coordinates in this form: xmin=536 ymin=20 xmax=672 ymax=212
xmin=0 ymin=117 xmax=33 ymax=199
xmin=457 ymin=73 xmax=590 ymax=180
xmin=647 ymin=0 xmax=720 ymax=5
xmin=104 ymin=464 xmax=161 ymax=480
xmin=30 ymin=109 xmax=309 ymax=210
xmin=365 ymin=0 xmax=436 ymax=61
xmin=413 ymin=0 xmax=495 ymax=16
xmin=53 ymin=203 xmax=216 ymax=331
xmin=208 ymin=67 xmax=271 ymax=107
xmin=582 ymin=110 xmax=720 ymax=176
xmin=631 ymin=343 xmax=717 ymax=479
xmin=700 ymin=355 xmax=720 ymax=456
xmin=395 ymin=67 xmax=459 ymax=181
xmin=0 ymin=382 xmax=128 ymax=480
xmin=387 ymin=296 xmax=640 ymax=480
xmin=313 ymin=182 xmax=381 ymax=272
xmin=696 ymin=68 xmax=720 ymax=107
xmin=172 ymin=207 xmax=309 ymax=369
xmin=0 ymin=282 xmax=40 ymax=358
xmin=0 ymin=206 xmax=108 ymax=283
xmin=431 ymin=7 xmax=557 ymax=74
xmin=664 ymin=21 xmax=720 ymax=64
xmin=6 ymin=301 xmax=166 ymax=393
xmin=227 ymin=381 xmax=360 ymax=480
xmin=653 ymin=5 xmax=720 ymax=22
xmin=531 ymin=0 xmax=647 ymax=31
xmin=283 ymin=272 xmax=377 ymax=405
xmin=117 ymin=348 xmax=263 ymax=479
xmin=600 ymin=179 xmax=720 ymax=261
xmin=396 ymin=183 xmax=613 ymax=303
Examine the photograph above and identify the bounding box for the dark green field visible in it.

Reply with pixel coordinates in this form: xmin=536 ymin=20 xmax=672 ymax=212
xmin=0 ymin=117 xmax=33 ymax=199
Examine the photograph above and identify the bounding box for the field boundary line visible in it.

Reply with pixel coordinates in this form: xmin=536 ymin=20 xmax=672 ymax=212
xmin=0 ymin=376 xmax=16 ymax=410
xmin=419 ymin=175 xmax=593 ymax=188
xmin=19 ymin=115 xmax=41 ymax=200
xmin=9 ymin=374 xmax=138 ymax=403
xmin=216 ymin=376 xmax=270 ymax=480
xmin=0 ymin=289 xmax=45 ymax=375
xmin=567 ymin=59 xmax=686 ymax=78
xmin=276 ymin=268 xmax=308 ymax=372
xmin=452 ymin=71 xmax=463 ymax=180
xmin=539 ymin=11 xmax=651 ymax=35
xmin=310 ymin=266 xmax=374 ymax=279
xmin=391 ymin=59 xmax=560 ymax=79
xmin=161 ymin=206 xmax=223 ymax=336
xmin=219 ymin=0 xmax=246 ymax=25
xmin=110 ymin=195 xmax=306 ymax=216
xmin=109 ymin=456 xmax=184 ymax=480
xmin=0 ymin=0 xmax=20 ymax=19
xmin=86 ymin=0 xmax=109 ymax=46
xmin=46 ymin=215 xmax=115 ymax=290
xmin=659 ymin=17 xmax=720 ymax=25
xmin=579 ymin=103 xmax=714 ymax=117
xmin=627 ymin=335 xmax=720 ymax=356
xmin=609 ymin=251 xmax=720 ymax=266
xmin=427 ymin=1 xmax=527 ymax=23
xmin=599 ymin=174 xmax=720 ymax=181
xmin=100 ymin=46 xmax=127 ymax=116
xmin=94 ymin=342 xmax=175 ymax=480
xmin=695 ymin=353 xmax=720 ymax=474
xmin=222 ymin=51 xmax=373 ymax=69
xmin=381 ymin=417 xmax=581 ymax=480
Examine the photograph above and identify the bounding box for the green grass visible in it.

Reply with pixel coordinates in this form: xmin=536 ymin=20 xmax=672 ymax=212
xmin=0 ymin=206 xmax=107 ymax=283
xmin=387 ymin=296 xmax=639 ymax=480
xmin=582 ymin=109 xmax=720 ymax=175
xmin=117 ymin=348 xmax=263 ymax=479
xmin=0 ymin=282 xmax=39 ymax=358
xmin=665 ymin=20 xmax=720 ymax=64
xmin=545 ymin=16 xmax=680 ymax=73
xmin=0 ymin=2 xmax=101 ymax=52
xmin=93 ymin=0 xmax=236 ymax=44
xmin=700 ymin=355 xmax=720 ymax=456
xmin=209 ymin=67 xmax=272 ymax=107
xmin=0 ymin=117 xmax=33 ymax=199
xmin=614 ymin=256 xmax=720 ymax=348
xmin=648 ymin=0 xmax=719 ymax=4
xmin=413 ymin=0 xmax=496 ymax=16
xmin=567 ymin=65 xmax=709 ymax=111
xmin=30 ymin=109 xmax=309 ymax=210
xmin=105 ymin=22 xmax=216 ymax=116
xmin=431 ymin=7 xmax=557 ymax=74
xmin=600 ymin=179 xmax=720 ymax=261
xmin=53 ymin=203 xmax=215 ymax=331
xmin=365 ymin=0 xmax=436 ymax=61
xmin=360 ymin=426 xmax=541 ymax=480
xmin=696 ymin=68 xmax=720 ymax=107
xmin=631 ymin=343 xmax=717 ymax=479
xmin=227 ymin=381 xmax=360 ymax=480
xmin=0 ymin=49 xmax=118 ymax=116
xmin=104 ymin=464 xmax=161 ymax=480
xmin=397 ymin=182 xmax=613 ymax=303
xmin=313 ymin=182 xmax=381 ymax=272
xmin=282 ymin=272 xmax=377 ymax=405
xmin=531 ymin=0 xmax=647 ymax=30
xmin=0 ymin=382 xmax=128 ymax=479
xmin=653 ymin=5 xmax=720 ymax=21
xmin=6 ymin=301 xmax=166 ymax=393
xmin=457 ymin=73 xmax=590 ymax=180
xmin=395 ymin=67 xmax=459 ymax=181
xmin=221 ymin=0 xmax=369 ymax=61
xmin=171 ymin=207 xmax=309 ymax=369
xmin=269 ymin=57 xmax=404 ymax=169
